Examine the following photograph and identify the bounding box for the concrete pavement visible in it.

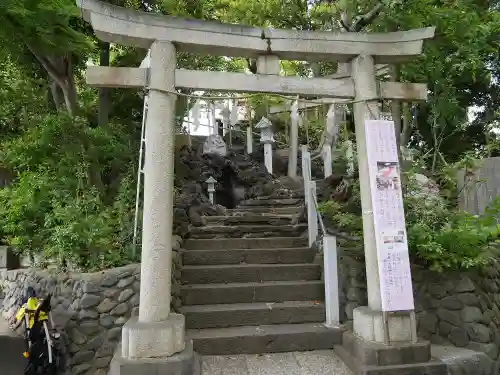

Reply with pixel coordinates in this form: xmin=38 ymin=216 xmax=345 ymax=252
xmin=0 ymin=318 xmax=26 ymax=375
xmin=1 ymin=315 xmax=352 ymax=375
xmin=202 ymin=350 xmax=352 ymax=375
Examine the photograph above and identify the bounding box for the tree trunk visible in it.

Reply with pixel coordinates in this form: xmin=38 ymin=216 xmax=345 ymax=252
xmin=26 ymin=43 xmax=80 ymax=117
xmin=98 ymin=42 xmax=111 ymax=126
xmin=60 ymin=73 xmax=78 ymax=117
xmin=44 ymin=55 xmax=78 ymax=116
xmin=49 ymin=80 xmax=64 ymax=112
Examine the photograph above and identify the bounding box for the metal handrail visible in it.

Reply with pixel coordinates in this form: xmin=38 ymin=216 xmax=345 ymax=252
xmin=311 ymin=193 xmax=326 ymax=236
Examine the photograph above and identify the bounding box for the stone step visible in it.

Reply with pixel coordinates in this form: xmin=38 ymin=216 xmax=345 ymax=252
xmin=181 ymin=280 xmax=324 ymax=305
xmin=187 ymin=224 xmax=307 ymax=239
xmin=204 ymin=215 xmax=298 ymax=226
xmin=182 ymin=247 xmax=315 ymax=265
xmin=334 ymin=345 xmax=447 ymax=375
xmin=182 ymin=301 xmax=326 ymax=329
xmin=238 ymin=198 xmax=303 ymax=207
xmin=187 ymin=323 xmax=343 ymax=355
xmin=245 ymin=193 xmax=305 ymax=200
xmin=184 ymin=237 xmax=308 ymax=250
xmin=228 ymin=206 xmax=304 ymax=215
xmin=181 ymin=263 xmax=321 ymax=284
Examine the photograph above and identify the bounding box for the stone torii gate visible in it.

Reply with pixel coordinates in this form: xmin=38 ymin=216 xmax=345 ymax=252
xmin=77 ymin=1 xmax=434 ymax=374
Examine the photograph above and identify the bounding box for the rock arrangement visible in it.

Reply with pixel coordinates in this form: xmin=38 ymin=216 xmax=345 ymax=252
xmin=176 ymin=145 xmax=272 ymax=193
xmin=172 ymin=139 xmax=332 ymax=236
xmin=340 ymin=255 xmax=500 ymax=368
xmin=174 ymin=145 xmax=274 ymax=234
xmin=0 ymin=236 xmax=184 ymax=375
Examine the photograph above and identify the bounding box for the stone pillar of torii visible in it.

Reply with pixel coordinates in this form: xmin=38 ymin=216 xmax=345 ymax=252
xmin=76 ymin=0 xmax=434 ymax=372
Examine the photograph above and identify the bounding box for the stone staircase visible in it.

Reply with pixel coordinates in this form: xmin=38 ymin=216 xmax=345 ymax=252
xmin=181 ymin=196 xmax=343 ymax=355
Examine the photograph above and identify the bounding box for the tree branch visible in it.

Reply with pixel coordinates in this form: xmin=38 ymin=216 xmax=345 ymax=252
xmin=24 ymin=42 xmax=66 ymax=88
xmin=350 ymin=1 xmax=385 ymax=32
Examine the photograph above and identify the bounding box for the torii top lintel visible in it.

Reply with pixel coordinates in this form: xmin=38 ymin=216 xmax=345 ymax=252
xmin=76 ymin=0 xmax=435 ymax=64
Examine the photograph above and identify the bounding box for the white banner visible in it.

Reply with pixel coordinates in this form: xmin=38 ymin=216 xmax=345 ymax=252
xmin=365 ymin=120 xmax=414 ymax=312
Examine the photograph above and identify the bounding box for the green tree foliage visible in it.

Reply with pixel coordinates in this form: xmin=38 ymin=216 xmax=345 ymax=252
xmin=373 ymin=0 xmax=500 ymax=165
xmin=0 ymin=113 xmax=139 ymax=270
xmin=0 ymin=0 xmax=92 ymax=116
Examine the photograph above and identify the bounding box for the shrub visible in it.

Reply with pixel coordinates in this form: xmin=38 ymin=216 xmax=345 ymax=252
xmin=0 ymin=113 xmax=139 ymax=271
xmin=319 ymin=163 xmax=499 ymax=272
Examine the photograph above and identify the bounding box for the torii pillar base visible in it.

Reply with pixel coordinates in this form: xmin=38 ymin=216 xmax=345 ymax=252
xmin=334 ymin=329 xmax=447 ymax=375
xmin=335 ymin=308 xmax=446 ymax=375
xmin=108 ymin=316 xmax=200 ymax=375
xmin=334 ymin=306 xmax=448 ymax=375
xmin=109 ymin=344 xmax=200 ymax=375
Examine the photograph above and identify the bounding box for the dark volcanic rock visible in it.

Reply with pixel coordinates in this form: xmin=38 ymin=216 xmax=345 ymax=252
xmin=174 ymin=145 xmax=274 ymax=232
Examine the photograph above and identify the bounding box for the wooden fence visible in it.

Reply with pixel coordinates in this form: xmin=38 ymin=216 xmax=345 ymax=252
xmin=457 ymin=156 xmax=500 ymax=215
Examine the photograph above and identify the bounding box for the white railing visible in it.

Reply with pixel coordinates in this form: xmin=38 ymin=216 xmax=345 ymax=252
xmin=301 ymin=145 xmax=340 ymax=328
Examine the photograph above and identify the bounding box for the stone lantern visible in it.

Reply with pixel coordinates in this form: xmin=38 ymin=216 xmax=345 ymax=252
xmin=205 ymin=176 xmax=217 ymax=204
xmin=255 ymin=116 xmax=274 ymax=174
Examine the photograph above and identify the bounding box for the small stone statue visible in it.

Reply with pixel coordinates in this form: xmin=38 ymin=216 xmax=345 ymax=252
xmin=203 ymin=134 xmax=227 ymax=157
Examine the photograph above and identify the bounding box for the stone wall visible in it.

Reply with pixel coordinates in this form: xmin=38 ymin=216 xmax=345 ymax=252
xmin=0 ymin=236 xmax=183 ymax=375
xmin=338 ymin=253 xmax=367 ymax=322
xmin=339 ymin=254 xmax=500 ymax=368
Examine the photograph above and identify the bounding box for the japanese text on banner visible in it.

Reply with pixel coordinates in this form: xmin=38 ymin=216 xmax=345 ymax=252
xmin=364 ymin=119 xmax=414 ymax=312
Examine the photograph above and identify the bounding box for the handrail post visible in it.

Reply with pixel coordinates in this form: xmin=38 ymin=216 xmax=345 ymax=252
xmin=324 ymin=235 xmax=340 ymax=327
xmin=301 ymin=145 xmax=310 ymax=206
xmin=307 ymin=181 xmax=318 ymax=247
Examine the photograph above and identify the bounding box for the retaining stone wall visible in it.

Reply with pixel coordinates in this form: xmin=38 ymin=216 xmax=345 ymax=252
xmin=339 ymin=254 xmax=500 ymax=367
xmin=0 ymin=235 xmax=183 ymax=375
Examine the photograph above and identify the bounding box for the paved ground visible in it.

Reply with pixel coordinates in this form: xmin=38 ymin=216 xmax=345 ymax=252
xmin=0 ymin=318 xmax=26 ymax=375
xmin=202 ymin=351 xmax=352 ymax=375
xmin=1 ymin=316 xmax=351 ymax=375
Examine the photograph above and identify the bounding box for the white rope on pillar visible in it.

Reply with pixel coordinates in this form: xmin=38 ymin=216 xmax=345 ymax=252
xmin=132 ymin=93 xmax=149 ymax=256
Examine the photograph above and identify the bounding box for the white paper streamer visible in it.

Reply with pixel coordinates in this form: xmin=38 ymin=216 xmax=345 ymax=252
xmin=192 ymin=100 xmax=201 ymax=131
xmin=326 ymin=105 xmax=337 ymax=136
xmin=291 ymin=100 xmax=299 ymax=121
xmin=210 ymin=102 xmax=217 ymax=135
xmin=221 ymin=103 xmax=231 ymax=131
xmin=326 ymin=104 xmax=340 ymax=146
xmin=230 ymin=101 xmax=239 ymax=126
